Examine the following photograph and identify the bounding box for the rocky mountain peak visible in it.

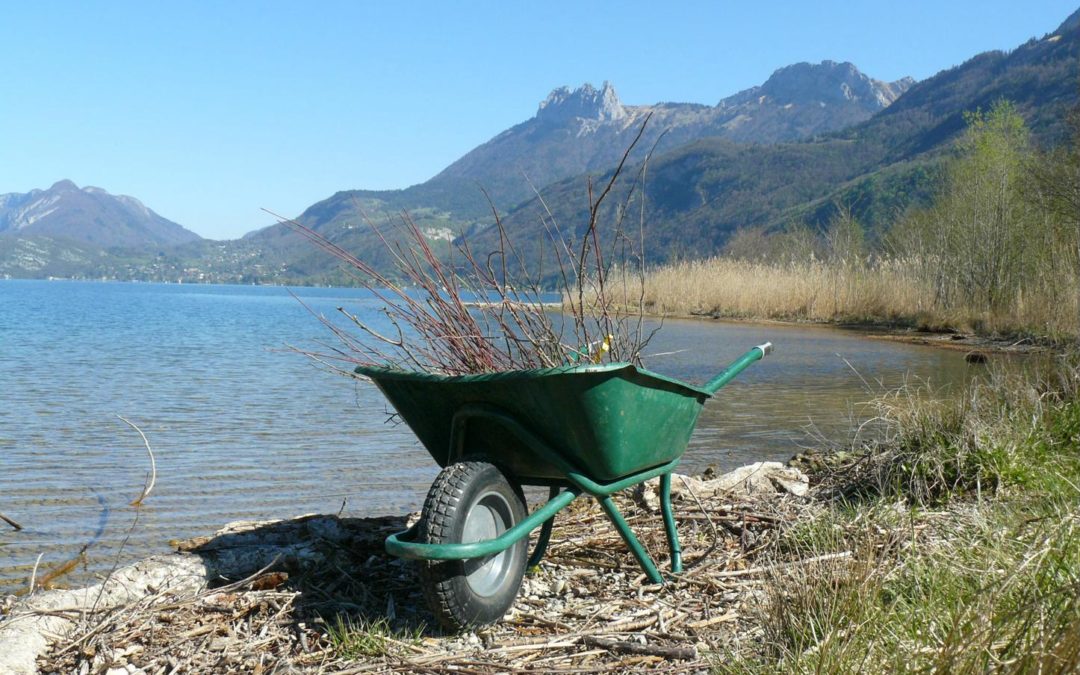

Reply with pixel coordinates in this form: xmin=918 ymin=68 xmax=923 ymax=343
xmin=536 ymin=81 xmax=626 ymax=124
xmin=747 ymin=60 xmax=913 ymax=110
xmin=0 ymin=181 xmax=200 ymax=248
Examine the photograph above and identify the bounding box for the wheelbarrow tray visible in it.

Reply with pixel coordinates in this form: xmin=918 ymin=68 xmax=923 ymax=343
xmin=356 ymin=345 xmax=770 ymax=628
xmin=355 ymin=363 xmax=712 ymax=482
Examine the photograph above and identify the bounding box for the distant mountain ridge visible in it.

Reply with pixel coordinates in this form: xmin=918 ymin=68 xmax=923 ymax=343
xmin=0 ymin=180 xmax=201 ymax=249
xmin=719 ymin=61 xmax=915 ymax=132
xmin=727 ymin=61 xmax=914 ymax=109
xmin=483 ymin=17 xmax=1080 ymax=275
xmin=246 ymin=10 xmax=1080 ymax=285
xmin=3 ymin=6 xmax=1079 ymax=285
xmin=247 ymin=60 xmax=914 ymax=271
xmin=424 ymin=62 xmax=913 ymax=208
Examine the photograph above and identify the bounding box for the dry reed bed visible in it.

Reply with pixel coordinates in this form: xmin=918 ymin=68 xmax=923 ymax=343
xmin=637 ymin=258 xmax=1080 ymax=338
xmin=31 ymin=478 xmax=817 ymax=674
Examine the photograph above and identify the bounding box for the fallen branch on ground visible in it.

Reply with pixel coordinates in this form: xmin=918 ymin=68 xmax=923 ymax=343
xmin=582 ymin=634 xmax=698 ymax=660
xmin=8 ymin=467 xmax=812 ymax=674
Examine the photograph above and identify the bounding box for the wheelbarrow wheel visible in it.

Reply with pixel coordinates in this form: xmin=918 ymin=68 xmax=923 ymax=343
xmin=417 ymin=460 xmax=528 ymax=631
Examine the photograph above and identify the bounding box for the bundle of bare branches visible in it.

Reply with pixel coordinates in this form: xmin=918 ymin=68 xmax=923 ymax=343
xmin=282 ymin=116 xmax=660 ymax=375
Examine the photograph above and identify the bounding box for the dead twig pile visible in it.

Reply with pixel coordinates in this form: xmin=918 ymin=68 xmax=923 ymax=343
xmin=33 ymin=470 xmax=817 ymax=674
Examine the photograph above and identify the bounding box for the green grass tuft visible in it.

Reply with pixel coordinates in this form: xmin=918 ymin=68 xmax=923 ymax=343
xmin=325 ymin=615 xmax=425 ymax=659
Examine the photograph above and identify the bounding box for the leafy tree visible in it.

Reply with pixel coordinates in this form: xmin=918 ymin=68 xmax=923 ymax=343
xmin=937 ymin=100 xmax=1036 ymax=312
xmin=886 ymin=101 xmax=1039 ymax=315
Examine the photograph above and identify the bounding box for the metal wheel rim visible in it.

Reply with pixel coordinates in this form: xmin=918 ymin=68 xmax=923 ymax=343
xmin=461 ymin=490 xmax=517 ymax=597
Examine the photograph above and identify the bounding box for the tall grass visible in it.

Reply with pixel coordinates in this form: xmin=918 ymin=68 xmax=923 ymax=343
xmin=638 ymin=103 xmax=1080 ymax=342
xmin=724 ymin=502 xmax=1080 ymax=674
xmin=638 ymin=256 xmax=1080 ymax=340
xmin=717 ymin=358 xmax=1080 ymax=673
xmin=641 ymin=257 xmax=924 ymax=323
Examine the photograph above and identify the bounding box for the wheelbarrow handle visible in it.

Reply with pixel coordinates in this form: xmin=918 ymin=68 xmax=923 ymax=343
xmin=703 ymin=342 xmax=772 ymax=395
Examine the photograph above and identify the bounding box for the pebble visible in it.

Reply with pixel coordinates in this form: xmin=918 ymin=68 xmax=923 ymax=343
xmin=528 ymin=579 xmax=551 ymax=595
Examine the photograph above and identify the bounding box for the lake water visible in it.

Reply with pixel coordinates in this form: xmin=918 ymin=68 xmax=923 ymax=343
xmin=0 ymin=280 xmax=973 ymax=593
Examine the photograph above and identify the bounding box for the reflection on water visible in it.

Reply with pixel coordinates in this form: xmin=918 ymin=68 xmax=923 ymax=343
xmin=1 ymin=281 xmax=979 ymax=593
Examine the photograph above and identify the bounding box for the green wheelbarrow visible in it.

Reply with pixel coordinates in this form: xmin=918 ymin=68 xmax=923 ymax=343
xmin=355 ymin=342 xmax=772 ymax=630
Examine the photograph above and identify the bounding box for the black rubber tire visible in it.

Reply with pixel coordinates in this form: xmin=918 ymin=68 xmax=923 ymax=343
xmin=416 ymin=461 xmax=528 ymax=631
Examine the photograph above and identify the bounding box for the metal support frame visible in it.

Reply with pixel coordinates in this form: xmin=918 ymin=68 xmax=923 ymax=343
xmin=385 ymin=404 xmax=685 ymax=582
xmin=382 ymin=342 xmax=773 ymax=584
xmin=660 ymin=473 xmax=682 ymax=573
xmin=527 ymin=486 xmax=559 ymax=569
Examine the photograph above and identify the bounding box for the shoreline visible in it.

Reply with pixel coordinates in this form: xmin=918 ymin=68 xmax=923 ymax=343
xmin=651 ymin=309 xmax=1055 ymax=356
xmin=1 ymin=463 xmax=810 ymax=674
xmin=4 ymin=278 xmax=1055 ymax=356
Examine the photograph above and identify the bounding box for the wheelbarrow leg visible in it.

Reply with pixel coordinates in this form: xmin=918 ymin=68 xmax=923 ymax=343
xmin=660 ymin=473 xmax=683 ymax=573
xmin=527 ymin=486 xmax=560 ymax=569
xmin=597 ymin=496 xmax=663 ymax=584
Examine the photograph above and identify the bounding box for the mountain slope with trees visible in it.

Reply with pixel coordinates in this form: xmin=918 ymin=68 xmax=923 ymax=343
xmin=3 ymin=9 xmax=1078 ymax=285
xmin=479 ymin=13 xmax=1080 ymax=278
xmin=242 ymin=62 xmax=914 ymax=276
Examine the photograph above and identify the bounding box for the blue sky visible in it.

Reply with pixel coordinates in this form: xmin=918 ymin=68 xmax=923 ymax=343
xmin=2 ymin=1 xmax=1077 ymax=240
